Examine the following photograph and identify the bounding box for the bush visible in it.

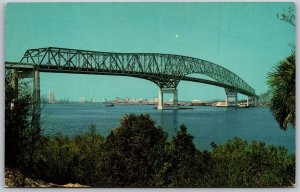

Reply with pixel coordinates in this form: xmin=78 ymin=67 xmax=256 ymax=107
xmin=209 ymin=138 xmax=295 ymax=187
xmin=96 ymin=114 xmax=168 ymax=187
xmin=31 ymin=127 xmax=105 ymax=185
xmin=5 ymin=73 xmax=35 ymax=169
xmin=5 ymin=110 xmax=295 ymax=187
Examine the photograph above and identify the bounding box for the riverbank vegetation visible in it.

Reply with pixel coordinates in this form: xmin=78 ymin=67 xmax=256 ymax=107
xmin=5 ymin=72 xmax=295 ymax=187
xmin=267 ymin=7 xmax=296 ymax=130
xmin=267 ymin=53 xmax=295 ymax=130
xmin=6 ymin=115 xmax=295 ymax=187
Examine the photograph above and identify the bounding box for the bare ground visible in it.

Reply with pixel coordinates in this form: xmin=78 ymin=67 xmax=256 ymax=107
xmin=5 ymin=168 xmax=88 ymax=188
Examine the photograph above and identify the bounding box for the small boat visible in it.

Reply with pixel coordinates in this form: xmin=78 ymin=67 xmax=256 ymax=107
xmin=105 ymin=103 xmax=114 ymax=107
xmin=215 ymin=102 xmax=227 ymax=107
xmin=238 ymin=103 xmax=249 ymax=108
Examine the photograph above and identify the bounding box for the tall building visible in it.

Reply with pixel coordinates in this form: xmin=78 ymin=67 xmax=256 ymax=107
xmin=80 ymin=97 xmax=86 ymax=104
xmin=47 ymin=91 xmax=55 ymax=103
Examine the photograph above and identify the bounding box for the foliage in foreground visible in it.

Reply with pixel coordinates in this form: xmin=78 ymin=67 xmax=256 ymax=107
xmin=7 ymin=114 xmax=295 ymax=187
xmin=5 ymin=73 xmax=41 ymax=170
xmin=267 ymin=53 xmax=295 ymax=129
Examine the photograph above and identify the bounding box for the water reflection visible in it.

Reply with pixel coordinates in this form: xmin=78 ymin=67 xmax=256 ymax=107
xmin=42 ymin=104 xmax=295 ymax=153
xmin=158 ymin=109 xmax=178 ymax=137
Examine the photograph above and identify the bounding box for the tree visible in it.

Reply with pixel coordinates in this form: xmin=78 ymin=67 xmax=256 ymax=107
xmin=5 ymin=71 xmax=32 ymax=167
xmin=267 ymin=53 xmax=295 ymax=129
xmin=5 ymin=70 xmax=43 ymax=178
xmin=277 ymin=7 xmax=295 ymax=26
xmin=99 ymin=114 xmax=168 ymax=187
xmin=267 ymin=7 xmax=296 ymax=130
xmin=210 ymin=138 xmax=295 ymax=187
xmin=167 ymin=124 xmax=200 ymax=187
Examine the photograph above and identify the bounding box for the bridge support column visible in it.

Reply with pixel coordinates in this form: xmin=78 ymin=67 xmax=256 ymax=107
xmin=8 ymin=68 xmax=41 ymax=131
xmin=254 ymin=97 xmax=258 ymax=106
xmin=157 ymin=87 xmax=179 ymax=110
xmin=11 ymin=70 xmax=19 ymax=109
xmin=246 ymin=97 xmax=249 ymax=106
xmin=225 ymin=89 xmax=238 ymax=107
xmin=225 ymin=96 xmax=228 ymax=106
xmin=173 ymin=89 xmax=178 ymax=109
xmin=32 ymin=69 xmax=41 ymax=133
xmin=248 ymin=96 xmax=258 ymax=107
xmin=12 ymin=70 xmax=18 ymax=94
xmin=158 ymin=88 xmax=164 ymax=110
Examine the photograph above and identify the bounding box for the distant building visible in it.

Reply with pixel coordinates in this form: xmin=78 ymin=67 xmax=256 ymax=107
xmin=47 ymin=91 xmax=55 ymax=103
xmin=191 ymin=99 xmax=207 ymax=106
xmin=80 ymin=97 xmax=86 ymax=104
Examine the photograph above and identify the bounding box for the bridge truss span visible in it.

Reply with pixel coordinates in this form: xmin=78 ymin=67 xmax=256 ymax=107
xmin=18 ymin=47 xmax=255 ymax=97
xmin=5 ymin=47 xmax=258 ymax=133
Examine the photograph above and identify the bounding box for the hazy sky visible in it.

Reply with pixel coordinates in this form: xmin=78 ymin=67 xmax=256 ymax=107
xmin=5 ymin=2 xmax=295 ymax=101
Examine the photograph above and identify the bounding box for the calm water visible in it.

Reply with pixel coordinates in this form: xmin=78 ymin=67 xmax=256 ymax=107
xmin=41 ymin=103 xmax=295 ymax=153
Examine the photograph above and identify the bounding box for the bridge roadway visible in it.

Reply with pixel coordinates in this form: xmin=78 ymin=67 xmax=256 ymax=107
xmin=5 ymin=47 xmax=258 ymax=111
xmin=5 ymin=61 xmax=253 ymax=97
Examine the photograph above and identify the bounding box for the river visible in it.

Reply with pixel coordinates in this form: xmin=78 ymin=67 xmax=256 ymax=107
xmin=41 ymin=103 xmax=295 ymax=153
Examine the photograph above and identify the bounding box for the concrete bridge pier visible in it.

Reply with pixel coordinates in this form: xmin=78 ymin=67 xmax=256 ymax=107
xmin=254 ymin=96 xmax=258 ymax=106
xmin=32 ymin=69 xmax=41 ymax=132
xmin=11 ymin=69 xmax=41 ymax=132
xmin=225 ymin=94 xmax=238 ymax=107
xmin=247 ymin=96 xmax=258 ymax=106
xmin=225 ymin=89 xmax=238 ymax=107
xmin=10 ymin=70 xmax=19 ymax=109
xmin=158 ymin=87 xmax=178 ymax=110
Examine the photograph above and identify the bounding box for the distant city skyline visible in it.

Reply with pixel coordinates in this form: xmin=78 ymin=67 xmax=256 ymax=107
xmin=43 ymin=90 xmax=183 ymax=103
xmin=5 ymin=2 xmax=295 ymax=101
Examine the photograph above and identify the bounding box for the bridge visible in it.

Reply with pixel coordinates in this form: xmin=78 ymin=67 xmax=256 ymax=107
xmin=5 ymin=47 xmax=258 ymax=129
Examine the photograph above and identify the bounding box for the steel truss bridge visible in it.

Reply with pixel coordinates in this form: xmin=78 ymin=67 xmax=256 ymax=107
xmin=7 ymin=46 xmax=256 ymax=93
xmin=5 ymin=47 xmax=257 ymax=128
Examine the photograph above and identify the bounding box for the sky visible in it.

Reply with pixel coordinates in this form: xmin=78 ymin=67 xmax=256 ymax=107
xmin=5 ymin=2 xmax=295 ymax=102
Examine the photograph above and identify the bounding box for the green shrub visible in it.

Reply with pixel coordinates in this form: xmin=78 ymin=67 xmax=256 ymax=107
xmin=209 ymin=138 xmax=295 ymax=187
xmin=95 ymin=114 xmax=168 ymax=187
xmin=31 ymin=127 xmax=105 ymax=185
xmin=6 ymin=108 xmax=295 ymax=187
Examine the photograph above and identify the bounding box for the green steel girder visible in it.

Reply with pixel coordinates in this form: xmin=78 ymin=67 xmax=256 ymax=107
xmin=7 ymin=47 xmax=256 ymax=96
xmin=225 ymin=88 xmax=238 ymax=97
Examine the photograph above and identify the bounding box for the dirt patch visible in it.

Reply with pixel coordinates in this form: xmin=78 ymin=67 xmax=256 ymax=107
xmin=5 ymin=168 xmax=88 ymax=188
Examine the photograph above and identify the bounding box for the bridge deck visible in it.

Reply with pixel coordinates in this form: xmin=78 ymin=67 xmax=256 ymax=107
xmin=5 ymin=47 xmax=257 ymax=97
